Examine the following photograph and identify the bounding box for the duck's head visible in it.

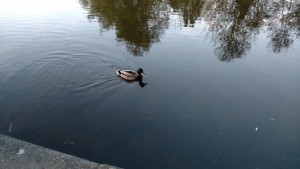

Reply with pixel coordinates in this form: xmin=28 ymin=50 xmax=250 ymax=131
xmin=137 ymin=68 xmax=144 ymax=75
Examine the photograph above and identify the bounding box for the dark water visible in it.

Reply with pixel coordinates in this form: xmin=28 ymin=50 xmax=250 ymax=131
xmin=1 ymin=0 xmax=300 ymax=168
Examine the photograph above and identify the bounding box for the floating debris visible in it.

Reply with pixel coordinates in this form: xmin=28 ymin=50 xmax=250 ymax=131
xmin=64 ymin=140 xmax=75 ymax=145
xmin=270 ymin=118 xmax=275 ymax=121
xmin=210 ymin=146 xmax=224 ymax=165
xmin=8 ymin=123 xmax=13 ymax=132
xmin=17 ymin=148 xmax=25 ymax=155
xmin=255 ymin=127 xmax=259 ymax=131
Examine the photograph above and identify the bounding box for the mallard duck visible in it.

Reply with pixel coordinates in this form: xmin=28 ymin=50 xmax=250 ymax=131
xmin=116 ymin=68 xmax=145 ymax=81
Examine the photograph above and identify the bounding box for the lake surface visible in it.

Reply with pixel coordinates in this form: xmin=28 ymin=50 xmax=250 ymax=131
xmin=1 ymin=0 xmax=300 ymax=168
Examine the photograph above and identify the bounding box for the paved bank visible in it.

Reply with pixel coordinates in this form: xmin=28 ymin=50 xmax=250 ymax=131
xmin=0 ymin=134 xmax=122 ymax=169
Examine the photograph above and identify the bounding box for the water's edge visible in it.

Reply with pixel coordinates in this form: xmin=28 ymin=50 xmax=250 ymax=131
xmin=0 ymin=134 xmax=122 ymax=169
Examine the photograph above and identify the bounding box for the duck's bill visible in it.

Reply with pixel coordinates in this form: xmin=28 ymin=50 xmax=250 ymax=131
xmin=142 ymin=73 xmax=146 ymax=75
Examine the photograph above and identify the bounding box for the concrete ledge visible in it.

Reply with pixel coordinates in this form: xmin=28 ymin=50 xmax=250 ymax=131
xmin=0 ymin=134 xmax=122 ymax=169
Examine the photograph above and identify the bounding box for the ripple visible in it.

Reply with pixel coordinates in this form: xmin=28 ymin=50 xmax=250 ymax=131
xmin=20 ymin=50 xmax=127 ymax=95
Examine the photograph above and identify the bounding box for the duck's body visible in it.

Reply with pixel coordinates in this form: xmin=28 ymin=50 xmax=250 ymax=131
xmin=116 ymin=68 xmax=144 ymax=81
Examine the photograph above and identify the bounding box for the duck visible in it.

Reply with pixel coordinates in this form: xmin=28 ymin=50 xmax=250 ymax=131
xmin=116 ymin=68 xmax=145 ymax=81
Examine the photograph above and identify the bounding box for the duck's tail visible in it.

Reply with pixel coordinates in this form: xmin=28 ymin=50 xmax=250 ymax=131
xmin=116 ymin=70 xmax=122 ymax=76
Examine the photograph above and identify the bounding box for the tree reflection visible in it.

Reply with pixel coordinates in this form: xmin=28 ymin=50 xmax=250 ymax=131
xmin=202 ymin=0 xmax=262 ymax=61
xmin=266 ymin=0 xmax=300 ymax=53
xmin=80 ymin=0 xmax=170 ymax=56
xmin=168 ymin=0 xmax=205 ymax=27
xmin=79 ymin=0 xmax=300 ymax=61
xmin=176 ymin=0 xmax=300 ymax=61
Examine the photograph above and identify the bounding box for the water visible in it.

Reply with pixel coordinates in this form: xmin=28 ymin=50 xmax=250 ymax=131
xmin=1 ymin=0 xmax=300 ymax=168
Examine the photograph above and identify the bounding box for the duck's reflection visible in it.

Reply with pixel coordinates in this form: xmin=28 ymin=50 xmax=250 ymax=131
xmin=138 ymin=76 xmax=147 ymax=88
xmin=119 ymin=76 xmax=147 ymax=88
